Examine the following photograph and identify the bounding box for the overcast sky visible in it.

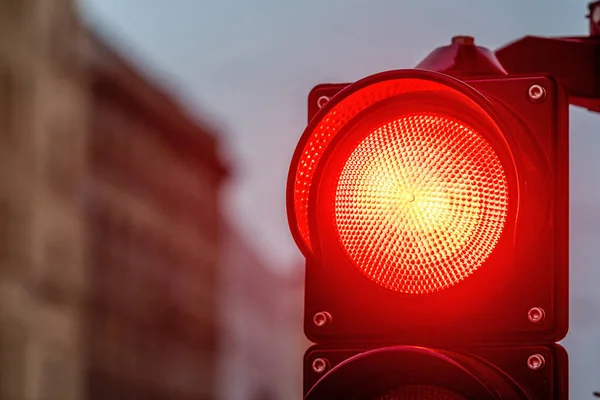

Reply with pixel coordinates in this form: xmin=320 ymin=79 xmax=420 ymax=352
xmin=78 ymin=0 xmax=599 ymax=397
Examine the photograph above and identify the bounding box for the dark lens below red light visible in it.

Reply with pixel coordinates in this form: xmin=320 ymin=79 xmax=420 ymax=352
xmin=375 ymin=385 xmax=468 ymax=400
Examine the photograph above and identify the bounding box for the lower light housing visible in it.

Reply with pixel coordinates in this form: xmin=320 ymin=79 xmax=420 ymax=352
xmin=304 ymin=345 xmax=568 ymax=400
xmin=375 ymin=385 xmax=468 ymax=400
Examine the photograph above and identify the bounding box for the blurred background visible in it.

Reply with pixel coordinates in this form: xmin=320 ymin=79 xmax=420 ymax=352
xmin=0 ymin=0 xmax=599 ymax=399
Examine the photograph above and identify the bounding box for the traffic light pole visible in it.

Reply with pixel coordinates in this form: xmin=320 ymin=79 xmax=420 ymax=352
xmin=495 ymin=1 xmax=600 ymax=113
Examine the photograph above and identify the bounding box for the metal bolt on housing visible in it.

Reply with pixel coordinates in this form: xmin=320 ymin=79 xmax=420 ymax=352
xmin=528 ymin=307 xmax=546 ymax=324
xmin=527 ymin=354 xmax=546 ymax=370
xmin=312 ymin=358 xmax=329 ymax=374
xmin=317 ymin=95 xmax=330 ymax=109
xmin=313 ymin=311 xmax=332 ymax=327
xmin=528 ymin=84 xmax=546 ymax=102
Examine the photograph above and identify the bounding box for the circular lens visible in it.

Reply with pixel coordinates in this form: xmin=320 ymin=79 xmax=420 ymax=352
xmin=375 ymin=385 xmax=468 ymax=400
xmin=335 ymin=112 xmax=508 ymax=294
xmin=291 ymin=76 xmax=470 ymax=254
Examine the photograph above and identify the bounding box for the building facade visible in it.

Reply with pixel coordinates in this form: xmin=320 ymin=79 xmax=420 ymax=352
xmin=83 ymin=32 xmax=227 ymax=400
xmin=1 ymin=1 xmax=228 ymax=399
xmin=0 ymin=1 xmax=90 ymax=399
xmin=217 ymin=228 xmax=304 ymax=400
xmin=1 ymin=2 xmax=306 ymax=400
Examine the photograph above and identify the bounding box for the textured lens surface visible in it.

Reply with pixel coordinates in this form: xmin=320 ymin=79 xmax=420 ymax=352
xmin=375 ymin=385 xmax=468 ymax=400
xmin=294 ymin=79 xmax=450 ymax=252
xmin=335 ymin=113 xmax=508 ymax=294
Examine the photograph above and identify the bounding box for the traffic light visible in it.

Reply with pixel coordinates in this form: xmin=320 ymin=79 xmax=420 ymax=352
xmin=303 ymin=345 xmax=567 ymax=399
xmin=290 ymin=68 xmax=569 ymax=344
xmin=287 ymin=37 xmax=570 ymax=399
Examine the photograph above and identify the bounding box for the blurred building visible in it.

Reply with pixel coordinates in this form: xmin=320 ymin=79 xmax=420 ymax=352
xmin=217 ymin=228 xmax=304 ymax=400
xmin=1 ymin=1 xmax=228 ymax=399
xmin=0 ymin=1 xmax=89 ymax=400
xmin=83 ymin=31 xmax=228 ymax=400
xmin=2 ymin=2 xmax=305 ymax=400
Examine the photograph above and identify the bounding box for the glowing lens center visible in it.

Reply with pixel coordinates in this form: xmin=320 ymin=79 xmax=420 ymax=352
xmin=334 ymin=113 xmax=508 ymax=294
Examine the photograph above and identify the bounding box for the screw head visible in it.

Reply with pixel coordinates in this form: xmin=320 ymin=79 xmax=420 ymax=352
xmin=313 ymin=311 xmax=332 ymax=327
xmin=317 ymin=95 xmax=330 ymax=109
xmin=528 ymin=84 xmax=546 ymax=102
xmin=312 ymin=358 xmax=329 ymax=374
xmin=527 ymin=353 xmax=545 ymax=370
xmin=528 ymin=307 xmax=546 ymax=324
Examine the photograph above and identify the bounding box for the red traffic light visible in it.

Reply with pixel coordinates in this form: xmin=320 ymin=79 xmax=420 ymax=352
xmin=333 ymin=111 xmax=508 ymax=294
xmin=289 ymin=70 xmax=516 ymax=295
xmin=288 ymin=69 xmax=568 ymax=345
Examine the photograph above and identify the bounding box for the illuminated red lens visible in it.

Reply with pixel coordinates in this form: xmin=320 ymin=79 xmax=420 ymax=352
xmin=293 ymin=79 xmax=450 ymax=252
xmin=375 ymin=385 xmax=468 ymax=400
xmin=335 ymin=113 xmax=508 ymax=294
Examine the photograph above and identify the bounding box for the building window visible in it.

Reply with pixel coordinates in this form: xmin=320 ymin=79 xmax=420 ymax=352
xmin=39 ymin=350 xmax=69 ymax=400
xmin=0 ymin=319 xmax=28 ymax=399
xmin=0 ymin=55 xmax=30 ymax=149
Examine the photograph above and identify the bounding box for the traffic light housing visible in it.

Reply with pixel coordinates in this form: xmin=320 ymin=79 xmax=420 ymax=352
xmin=288 ymin=69 xmax=569 ymax=346
xmin=303 ymin=344 xmax=568 ymax=399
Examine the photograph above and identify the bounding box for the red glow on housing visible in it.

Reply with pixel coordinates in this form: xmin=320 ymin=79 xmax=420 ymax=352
xmin=335 ymin=113 xmax=508 ymax=294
